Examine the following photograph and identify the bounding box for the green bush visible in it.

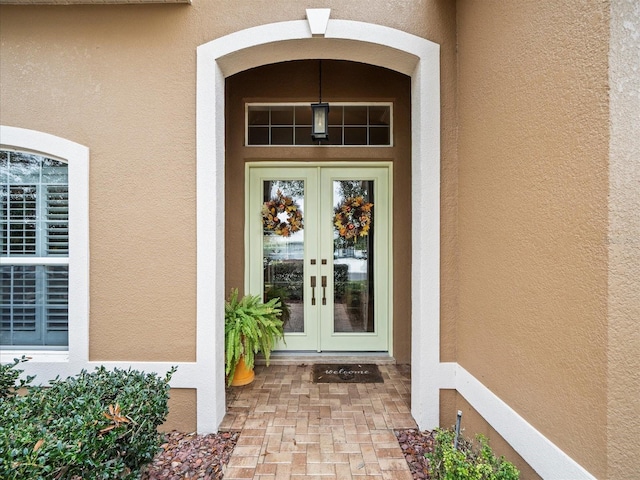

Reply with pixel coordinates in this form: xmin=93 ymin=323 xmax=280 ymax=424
xmin=0 ymin=355 xmax=34 ymax=400
xmin=0 ymin=360 xmax=176 ymax=480
xmin=427 ymin=428 xmax=520 ymax=480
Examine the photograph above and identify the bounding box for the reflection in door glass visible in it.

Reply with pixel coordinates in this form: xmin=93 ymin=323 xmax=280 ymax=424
xmin=262 ymin=180 xmax=305 ymax=333
xmin=333 ymin=180 xmax=374 ymax=333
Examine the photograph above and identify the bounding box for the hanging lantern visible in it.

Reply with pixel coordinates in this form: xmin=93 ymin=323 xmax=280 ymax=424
xmin=311 ymin=102 xmax=330 ymax=141
xmin=311 ymin=60 xmax=329 ymax=142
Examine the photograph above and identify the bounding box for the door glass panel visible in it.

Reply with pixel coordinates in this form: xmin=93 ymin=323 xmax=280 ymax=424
xmin=332 ymin=180 xmax=374 ymax=333
xmin=262 ymin=180 xmax=305 ymax=333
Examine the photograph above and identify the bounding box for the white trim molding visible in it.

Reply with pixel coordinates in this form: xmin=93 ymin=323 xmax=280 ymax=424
xmin=197 ymin=12 xmax=441 ymax=434
xmin=453 ymin=364 xmax=596 ymax=479
xmin=306 ymin=8 xmax=331 ymax=37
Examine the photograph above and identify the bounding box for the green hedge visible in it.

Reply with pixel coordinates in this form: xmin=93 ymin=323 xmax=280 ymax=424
xmin=427 ymin=428 xmax=520 ymax=480
xmin=0 ymin=358 xmax=175 ymax=479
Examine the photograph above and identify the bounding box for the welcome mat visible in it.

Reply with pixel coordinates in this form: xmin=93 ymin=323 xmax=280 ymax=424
xmin=312 ymin=364 xmax=384 ymax=384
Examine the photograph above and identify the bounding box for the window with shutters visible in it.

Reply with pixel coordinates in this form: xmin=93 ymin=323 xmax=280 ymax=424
xmin=1 ymin=150 xmax=69 ymax=348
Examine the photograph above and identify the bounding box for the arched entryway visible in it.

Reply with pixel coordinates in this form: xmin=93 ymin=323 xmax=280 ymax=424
xmin=225 ymin=60 xmax=411 ymax=357
xmin=196 ymin=10 xmax=440 ymax=433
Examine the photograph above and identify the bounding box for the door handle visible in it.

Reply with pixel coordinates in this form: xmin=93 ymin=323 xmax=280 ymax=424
xmin=321 ymin=275 xmax=327 ymax=305
xmin=310 ymin=276 xmax=317 ymax=306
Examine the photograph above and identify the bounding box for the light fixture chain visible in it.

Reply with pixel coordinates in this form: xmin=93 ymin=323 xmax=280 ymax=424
xmin=319 ymin=59 xmax=322 ymax=103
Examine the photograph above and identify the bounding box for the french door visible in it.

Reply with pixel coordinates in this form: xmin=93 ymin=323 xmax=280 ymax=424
xmin=246 ymin=164 xmax=391 ymax=352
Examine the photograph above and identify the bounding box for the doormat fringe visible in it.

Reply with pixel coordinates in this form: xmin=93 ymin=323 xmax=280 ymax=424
xmin=312 ymin=364 xmax=383 ymax=383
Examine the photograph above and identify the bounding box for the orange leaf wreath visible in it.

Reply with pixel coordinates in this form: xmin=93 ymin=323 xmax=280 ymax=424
xmin=334 ymin=196 xmax=373 ymax=240
xmin=262 ymin=190 xmax=304 ymax=237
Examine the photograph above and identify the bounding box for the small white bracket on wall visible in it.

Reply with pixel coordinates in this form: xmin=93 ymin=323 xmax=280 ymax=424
xmin=306 ymin=8 xmax=331 ymax=37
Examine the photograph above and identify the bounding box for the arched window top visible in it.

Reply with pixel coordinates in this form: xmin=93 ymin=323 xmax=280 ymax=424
xmin=0 ymin=126 xmax=88 ymax=359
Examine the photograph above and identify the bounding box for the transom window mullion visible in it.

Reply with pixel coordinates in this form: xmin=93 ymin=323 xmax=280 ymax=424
xmin=246 ymin=102 xmax=392 ymax=147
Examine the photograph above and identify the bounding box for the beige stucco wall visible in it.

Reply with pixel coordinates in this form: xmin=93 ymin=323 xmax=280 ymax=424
xmin=0 ymin=0 xmax=457 ymax=364
xmin=456 ymin=1 xmax=610 ymax=477
xmin=162 ymin=388 xmax=197 ymax=432
xmin=0 ymin=0 xmax=457 ymax=429
xmin=0 ymin=5 xmax=200 ymax=362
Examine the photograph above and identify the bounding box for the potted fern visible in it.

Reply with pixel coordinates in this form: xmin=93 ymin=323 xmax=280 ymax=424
xmin=224 ymin=289 xmax=285 ymax=386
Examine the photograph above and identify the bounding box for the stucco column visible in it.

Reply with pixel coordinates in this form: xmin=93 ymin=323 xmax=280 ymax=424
xmin=608 ymin=1 xmax=640 ymax=478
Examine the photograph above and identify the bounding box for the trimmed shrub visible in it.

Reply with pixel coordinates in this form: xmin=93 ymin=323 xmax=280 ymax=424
xmin=427 ymin=428 xmax=520 ymax=480
xmin=0 ymin=360 xmax=176 ymax=480
xmin=0 ymin=355 xmax=34 ymax=400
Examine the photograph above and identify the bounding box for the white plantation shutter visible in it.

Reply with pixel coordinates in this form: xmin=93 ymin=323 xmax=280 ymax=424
xmin=44 ymin=265 xmax=69 ymax=345
xmin=46 ymin=185 xmax=69 ymax=255
xmin=6 ymin=185 xmax=37 ymax=255
xmin=1 ymin=266 xmax=37 ymax=333
xmin=1 ymin=151 xmax=69 ymax=347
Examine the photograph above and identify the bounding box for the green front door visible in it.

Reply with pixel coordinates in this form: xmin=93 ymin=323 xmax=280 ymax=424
xmin=247 ymin=164 xmax=391 ymax=352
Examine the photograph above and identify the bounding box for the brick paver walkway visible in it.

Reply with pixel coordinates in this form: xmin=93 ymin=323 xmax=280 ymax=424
xmin=219 ymin=363 xmax=416 ymax=479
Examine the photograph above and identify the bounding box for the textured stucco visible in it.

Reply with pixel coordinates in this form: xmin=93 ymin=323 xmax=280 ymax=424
xmin=0 ymin=0 xmax=456 ymax=415
xmin=161 ymin=388 xmax=197 ymax=432
xmin=607 ymin=1 xmax=640 ymax=478
xmin=0 ymin=0 xmax=458 ymax=363
xmin=432 ymin=0 xmax=459 ymax=365
xmin=456 ymin=1 xmax=609 ymax=477
xmin=0 ymin=5 xmax=199 ymax=362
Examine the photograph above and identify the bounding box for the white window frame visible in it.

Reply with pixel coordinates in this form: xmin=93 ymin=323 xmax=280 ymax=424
xmin=245 ymin=102 xmax=394 ymax=147
xmin=0 ymin=126 xmax=89 ymax=365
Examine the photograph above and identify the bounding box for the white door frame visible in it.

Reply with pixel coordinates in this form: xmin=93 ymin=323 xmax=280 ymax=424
xmin=196 ymin=10 xmax=440 ymax=433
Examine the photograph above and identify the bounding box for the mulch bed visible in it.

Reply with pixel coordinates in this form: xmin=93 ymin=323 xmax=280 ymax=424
xmin=140 ymin=431 xmax=239 ymax=480
xmin=395 ymin=429 xmax=436 ymax=479
xmin=140 ymin=428 xmax=434 ymax=480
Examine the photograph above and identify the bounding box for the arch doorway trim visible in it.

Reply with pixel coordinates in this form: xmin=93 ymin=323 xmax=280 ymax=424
xmin=196 ymin=10 xmax=441 ymax=433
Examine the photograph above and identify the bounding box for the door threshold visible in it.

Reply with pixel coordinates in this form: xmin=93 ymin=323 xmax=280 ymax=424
xmin=255 ymin=351 xmax=395 ymax=366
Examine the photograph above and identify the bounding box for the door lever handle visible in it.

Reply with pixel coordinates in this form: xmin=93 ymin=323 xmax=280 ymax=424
xmin=321 ymin=275 xmax=327 ymax=305
xmin=311 ymin=276 xmax=317 ymax=306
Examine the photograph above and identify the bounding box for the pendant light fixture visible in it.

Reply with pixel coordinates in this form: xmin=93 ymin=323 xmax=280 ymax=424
xmin=311 ymin=60 xmax=330 ymax=141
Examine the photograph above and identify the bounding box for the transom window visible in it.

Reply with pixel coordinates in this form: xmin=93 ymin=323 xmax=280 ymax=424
xmin=1 ymin=150 xmax=69 ymax=348
xmin=246 ymin=103 xmax=392 ymax=146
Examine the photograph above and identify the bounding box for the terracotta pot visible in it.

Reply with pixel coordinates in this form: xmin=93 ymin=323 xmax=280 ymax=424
xmin=230 ymin=356 xmax=255 ymax=386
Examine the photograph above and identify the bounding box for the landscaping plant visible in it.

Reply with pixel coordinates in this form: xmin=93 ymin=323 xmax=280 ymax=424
xmin=0 ymin=359 xmax=176 ymax=480
xmin=427 ymin=427 xmax=520 ymax=480
xmin=0 ymin=355 xmax=34 ymax=400
xmin=225 ymin=288 xmax=284 ymax=385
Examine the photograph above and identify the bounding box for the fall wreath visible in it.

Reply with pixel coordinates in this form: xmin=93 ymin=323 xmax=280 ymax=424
xmin=262 ymin=190 xmax=304 ymax=237
xmin=334 ymin=196 xmax=373 ymax=239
